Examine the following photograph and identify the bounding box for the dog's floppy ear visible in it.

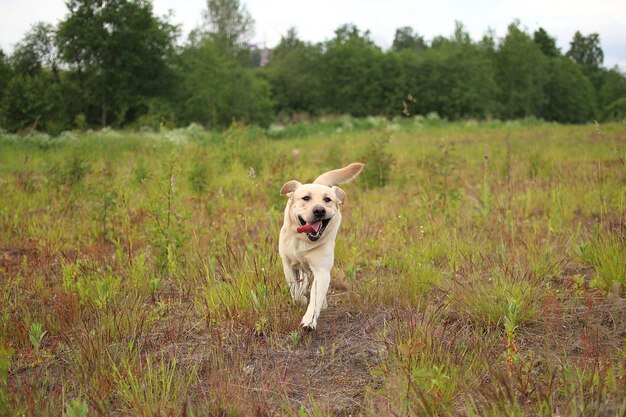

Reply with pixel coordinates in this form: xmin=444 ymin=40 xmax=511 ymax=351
xmin=313 ymin=162 xmax=364 ymax=186
xmin=332 ymin=186 xmax=346 ymax=205
xmin=280 ymin=180 xmax=301 ymax=196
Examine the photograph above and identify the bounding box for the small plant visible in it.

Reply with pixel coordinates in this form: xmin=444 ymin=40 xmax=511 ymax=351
xmin=74 ymin=113 xmax=88 ymax=131
xmin=361 ymin=135 xmax=394 ymax=188
xmin=63 ymin=399 xmax=89 ymax=417
xmin=188 ymin=157 xmax=210 ymax=195
xmin=0 ymin=342 xmax=13 ymax=385
xmin=92 ymin=163 xmax=117 ymax=240
xmin=503 ymin=298 xmax=520 ymax=374
xmin=578 ymin=231 xmax=626 ymax=293
xmin=528 ymin=151 xmax=541 ymax=179
xmin=481 ymin=152 xmax=492 ymax=216
xmin=288 ymin=331 xmax=300 ymax=347
xmin=431 ymin=141 xmax=462 ymax=211
xmin=28 ymin=322 xmax=47 ymax=351
xmin=147 ymin=151 xmax=187 ymax=271
xmin=149 ymin=276 xmax=162 ymax=300
xmin=133 ymin=158 xmax=150 ymax=184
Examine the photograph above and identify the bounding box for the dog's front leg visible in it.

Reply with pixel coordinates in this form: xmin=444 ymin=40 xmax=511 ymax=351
xmin=282 ymin=260 xmax=308 ymax=304
xmin=301 ymin=267 xmax=330 ymax=330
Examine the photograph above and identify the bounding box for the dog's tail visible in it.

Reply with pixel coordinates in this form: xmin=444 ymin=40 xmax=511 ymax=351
xmin=313 ymin=162 xmax=365 ymax=186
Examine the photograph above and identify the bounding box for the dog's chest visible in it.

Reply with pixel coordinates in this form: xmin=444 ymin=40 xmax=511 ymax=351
xmin=282 ymin=238 xmax=313 ymax=272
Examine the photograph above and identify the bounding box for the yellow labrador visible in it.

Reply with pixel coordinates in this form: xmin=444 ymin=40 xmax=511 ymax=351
xmin=279 ymin=163 xmax=364 ymax=329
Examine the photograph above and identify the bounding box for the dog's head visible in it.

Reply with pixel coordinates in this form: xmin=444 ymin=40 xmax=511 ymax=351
xmin=280 ymin=182 xmax=346 ymax=242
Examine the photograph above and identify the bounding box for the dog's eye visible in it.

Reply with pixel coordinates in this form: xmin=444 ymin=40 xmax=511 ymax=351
xmin=302 ymin=196 xmax=311 ymax=201
xmin=323 ymin=197 xmax=332 ymax=203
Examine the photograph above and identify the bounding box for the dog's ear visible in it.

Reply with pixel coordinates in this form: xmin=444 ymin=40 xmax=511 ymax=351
xmin=332 ymin=186 xmax=346 ymax=205
xmin=280 ymin=180 xmax=301 ymax=196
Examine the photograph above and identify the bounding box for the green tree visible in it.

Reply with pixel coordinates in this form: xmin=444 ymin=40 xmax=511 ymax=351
xmin=1 ymin=24 xmax=80 ymax=133
xmin=533 ymin=27 xmax=560 ymax=58
xmin=392 ymin=26 xmax=427 ymax=52
xmin=175 ymin=40 xmax=273 ymax=127
xmin=495 ymin=22 xmax=548 ymax=119
xmin=10 ymin=22 xmax=60 ymax=76
xmin=379 ymin=50 xmax=420 ymax=116
xmin=597 ymin=67 xmax=626 ymax=120
xmin=57 ymin=0 xmax=178 ymax=127
xmin=199 ymin=0 xmax=254 ymax=59
xmin=409 ymin=23 xmax=497 ymax=119
xmin=566 ymin=31 xmax=603 ymax=77
xmin=263 ymin=28 xmax=323 ymax=117
xmin=0 ymin=50 xmax=13 ymax=119
xmin=320 ymin=24 xmax=384 ymax=116
xmin=542 ymin=57 xmax=595 ymax=123
xmin=0 ymin=71 xmax=80 ymax=134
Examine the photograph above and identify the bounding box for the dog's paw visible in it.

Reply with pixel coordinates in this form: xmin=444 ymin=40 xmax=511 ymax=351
xmin=301 ymin=313 xmax=317 ymax=330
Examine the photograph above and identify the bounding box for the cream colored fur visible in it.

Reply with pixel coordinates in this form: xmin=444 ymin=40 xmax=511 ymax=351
xmin=278 ymin=163 xmax=364 ymax=329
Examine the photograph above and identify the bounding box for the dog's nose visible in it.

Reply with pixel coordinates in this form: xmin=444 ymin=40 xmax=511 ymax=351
xmin=312 ymin=205 xmax=326 ymax=218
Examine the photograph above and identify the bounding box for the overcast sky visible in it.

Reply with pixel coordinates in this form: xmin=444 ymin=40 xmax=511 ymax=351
xmin=1 ymin=0 xmax=625 ymax=70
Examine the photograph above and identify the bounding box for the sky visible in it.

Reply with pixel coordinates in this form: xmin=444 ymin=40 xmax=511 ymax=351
xmin=1 ymin=0 xmax=625 ymax=70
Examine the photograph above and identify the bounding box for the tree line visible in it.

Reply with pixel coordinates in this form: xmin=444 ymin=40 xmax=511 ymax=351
xmin=1 ymin=0 xmax=625 ymax=135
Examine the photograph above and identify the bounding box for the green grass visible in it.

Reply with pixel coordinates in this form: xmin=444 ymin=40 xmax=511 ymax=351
xmin=0 ymin=118 xmax=625 ymax=415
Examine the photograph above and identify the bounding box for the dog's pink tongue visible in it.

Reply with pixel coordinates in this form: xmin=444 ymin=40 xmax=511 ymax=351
xmin=297 ymin=221 xmax=322 ymax=234
xmin=297 ymin=225 xmax=315 ymax=234
xmin=311 ymin=220 xmax=322 ymax=232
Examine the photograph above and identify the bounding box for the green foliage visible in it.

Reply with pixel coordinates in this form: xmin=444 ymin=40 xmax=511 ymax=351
xmin=360 ymin=135 xmax=394 ymax=188
xmin=146 ymin=152 xmax=187 ymax=271
xmin=496 ymin=22 xmax=548 ymax=119
xmin=542 ymin=57 xmax=596 ymax=123
xmin=578 ymin=232 xmax=626 ymax=293
xmin=321 ymin=24 xmax=384 ymax=117
xmin=57 ymin=0 xmax=178 ymax=127
xmin=201 ymin=0 xmax=254 ymax=57
xmin=1 ymin=15 xmax=625 ymax=133
xmin=114 ymin=353 xmax=197 ymax=416
xmin=415 ymin=34 xmax=498 ymax=119
xmin=392 ymin=26 xmax=427 ymax=52
xmin=28 ymin=322 xmax=47 ymax=350
xmin=598 ymin=68 xmax=626 ymax=120
xmin=63 ymin=399 xmax=89 ymax=417
xmin=176 ymin=39 xmax=274 ymax=128
xmin=533 ymin=27 xmax=560 ymax=58
xmin=602 ymin=97 xmax=626 ymax=121
xmin=62 ymin=260 xmax=122 ymax=308
xmin=0 ymin=121 xmax=625 ymax=414
xmin=566 ymin=31 xmax=604 ymax=77
xmin=52 ymin=152 xmax=88 ymax=188
xmin=430 ymin=141 xmax=462 ymax=211
xmin=263 ymin=28 xmax=323 ymax=118
xmin=0 ymin=50 xmax=12 ymax=109
xmin=0 ymin=342 xmax=13 ymax=408
xmin=187 ymin=157 xmax=210 ymax=195
xmin=0 ymin=342 xmax=13 ymax=385
xmin=451 ymin=271 xmax=541 ymax=327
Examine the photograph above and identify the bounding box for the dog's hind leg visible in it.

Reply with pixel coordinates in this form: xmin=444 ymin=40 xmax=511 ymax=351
xmin=301 ymin=267 xmax=330 ymax=329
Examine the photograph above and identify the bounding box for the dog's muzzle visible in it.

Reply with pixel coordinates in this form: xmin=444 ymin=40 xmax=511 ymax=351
xmin=297 ymin=215 xmax=331 ymax=241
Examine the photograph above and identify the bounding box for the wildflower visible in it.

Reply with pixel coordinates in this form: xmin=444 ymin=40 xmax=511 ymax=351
xmin=170 ymin=175 xmax=176 ymax=192
xmin=248 ymin=167 xmax=256 ymax=179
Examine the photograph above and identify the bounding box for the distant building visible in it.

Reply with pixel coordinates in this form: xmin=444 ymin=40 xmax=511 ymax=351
xmin=249 ymin=43 xmax=272 ymax=67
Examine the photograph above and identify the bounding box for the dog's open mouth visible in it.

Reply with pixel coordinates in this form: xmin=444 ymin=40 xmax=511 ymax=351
xmin=297 ymin=216 xmax=331 ymax=241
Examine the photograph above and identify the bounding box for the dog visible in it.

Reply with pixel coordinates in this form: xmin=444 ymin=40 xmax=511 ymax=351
xmin=278 ymin=162 xmax=364 ymax=329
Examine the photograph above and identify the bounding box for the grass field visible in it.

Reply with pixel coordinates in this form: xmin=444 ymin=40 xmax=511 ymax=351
xmin=0 ymin=117 xmax=625 ymax=416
